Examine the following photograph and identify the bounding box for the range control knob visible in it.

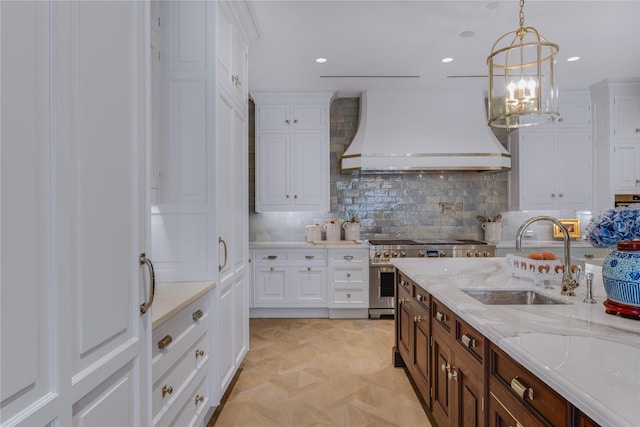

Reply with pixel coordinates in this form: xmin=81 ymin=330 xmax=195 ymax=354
xmin=466 ymin=252 xmax=474 ymax=257
xmin=439 ymin=252 xmax=447 ymax=257
xmin=418 ymin=251 xmax=426 ymax=258
xmin=374 ymin=252 xmax=381 ymax=258
xmin=400 ymin=251 xmax=406 ymax=257
xmin=383 ymin=252 xmax=390 ymax=258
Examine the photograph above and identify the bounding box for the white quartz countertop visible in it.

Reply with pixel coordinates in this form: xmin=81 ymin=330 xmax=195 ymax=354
xmin=250 ymin=240 xmax=368 ymax=249
xmin=391 ymin=257 xmax=640 ymax=427
xmin=152 ymin=281 xmax=215 ymax=329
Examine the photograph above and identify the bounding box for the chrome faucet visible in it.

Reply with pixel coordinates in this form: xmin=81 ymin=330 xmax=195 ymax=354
xmin=515 ymin=216 xmax=579 ymax=296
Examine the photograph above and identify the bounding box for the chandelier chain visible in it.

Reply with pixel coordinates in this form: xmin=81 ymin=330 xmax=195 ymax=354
xmin=519 ymin=0 xmax=525 ymax=29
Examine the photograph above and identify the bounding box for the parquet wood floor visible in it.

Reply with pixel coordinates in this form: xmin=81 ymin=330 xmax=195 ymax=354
xmin=209 ymin=318 xmax=431 ymax=427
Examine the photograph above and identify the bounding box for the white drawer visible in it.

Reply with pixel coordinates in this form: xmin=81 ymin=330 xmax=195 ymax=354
xmin=332 ymin=266 xmax=366 ymax=284
xmin=332 ymin=288 xmax=366 ymax=305
xmin=152 ymin=331 xmax=208 ymax=422
xmin=254 ymin=249 xmax=326 ymax=266
xmin=253 ymin=249 xmax=290 ymax=263
xmin=167 ymin=372 xmax=209 ymax=427
xmin=152 ymin=296 xmax=209 ymax=381
xmin=329 ymin=248 xmax=367 ymax=264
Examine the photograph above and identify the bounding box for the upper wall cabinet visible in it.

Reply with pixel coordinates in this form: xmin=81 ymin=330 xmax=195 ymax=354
xmin=217 ymin=3 xmax=249 ymax=107
xmin=251 ymin=92 xmax=336 ymax=213
xmin=590 ymin=79 xmax=640 ymax=212
xmin=509 ymin=91 xmax=593 ymax=211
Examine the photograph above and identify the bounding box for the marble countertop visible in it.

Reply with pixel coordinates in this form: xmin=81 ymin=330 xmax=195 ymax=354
xmin=250 ymin=240 xmax=368 ymax=249
xmin=391 ymin=257 xmax=640 ymax=427
xmin=152 ymin=281 xmax=215 ymax=329
xmin=495 ymin=240 xmax=602 ymax=249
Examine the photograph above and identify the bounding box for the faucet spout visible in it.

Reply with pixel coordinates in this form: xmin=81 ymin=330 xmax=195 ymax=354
xmin=515 ymin=215 xmax=578 ymax=296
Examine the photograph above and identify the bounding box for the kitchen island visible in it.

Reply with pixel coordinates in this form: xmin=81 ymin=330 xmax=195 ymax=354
xmin=392 ymin=257 xmax=639 ymax=427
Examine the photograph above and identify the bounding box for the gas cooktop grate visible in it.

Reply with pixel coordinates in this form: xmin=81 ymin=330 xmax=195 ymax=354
xmin=367 ymin=239 xmax=422 ymax=245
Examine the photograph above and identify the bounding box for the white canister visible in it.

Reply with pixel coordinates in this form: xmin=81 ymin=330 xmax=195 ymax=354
xmin=324 ymin=223 xmax=341 ymax=241
xmin=305 ymin=225 xmax=322 ymax=242
xmin=481 ymin=222 xmax=502 ymax=243
xmin=343 ymin=221 xmax=361 ymax=241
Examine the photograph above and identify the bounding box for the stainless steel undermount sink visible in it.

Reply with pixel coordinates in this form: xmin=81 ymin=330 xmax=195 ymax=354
xmin=460 ymin=289 xmax=568 ymax=305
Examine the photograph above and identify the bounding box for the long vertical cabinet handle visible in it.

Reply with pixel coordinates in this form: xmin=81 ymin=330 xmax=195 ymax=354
xmin=218 ymin=237 xmax=228 ymax=272
xmin=139 ymin=253 xmax=156 ymax=314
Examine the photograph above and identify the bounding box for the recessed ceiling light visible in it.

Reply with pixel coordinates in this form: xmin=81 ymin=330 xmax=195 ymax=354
xmin=315 ymin=57 xmax=327 ymax=64
xmin=460 ymin=31 xmax=475 ymax=38
xmin=567 ymin=56 xmax=580 ymax=62
xmin=442 ymin=57 xmax=454 ymax=63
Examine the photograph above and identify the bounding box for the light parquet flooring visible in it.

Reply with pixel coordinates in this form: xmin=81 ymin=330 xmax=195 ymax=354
xmin=210 ymin=318 xmax=431 ymax=427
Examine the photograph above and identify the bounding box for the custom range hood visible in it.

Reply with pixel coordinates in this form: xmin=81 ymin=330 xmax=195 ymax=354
xmin=340 ymin=89 xmax=511 ymax=173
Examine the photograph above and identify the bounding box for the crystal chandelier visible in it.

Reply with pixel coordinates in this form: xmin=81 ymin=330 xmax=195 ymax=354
xmin=487 ymin=0 xmax=560 ymax=130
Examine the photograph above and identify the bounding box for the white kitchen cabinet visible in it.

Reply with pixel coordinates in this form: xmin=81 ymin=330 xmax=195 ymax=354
xmin=152 ymin=294 xmax=211 ymax=426
xmin=1 ymin=2 xmax=151 ymax=425
xmin=590 ymin=79 xmax=640 ymax=211
xmin=251 ymin=91 xmax=336 ymax=212
xmin=509 ymin=91 xmax=593 ymax=211
xmin=253 ymin=249 xmax=328 ymax=308
xmin=217 ymin=2 xmax=249 ymax=107
xmin=328 ymin=248 xmax=369 ymax=318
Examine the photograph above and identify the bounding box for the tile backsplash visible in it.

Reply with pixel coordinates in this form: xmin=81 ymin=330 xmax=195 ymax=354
xmin=249 ymin=98 xmax=592 ymax=243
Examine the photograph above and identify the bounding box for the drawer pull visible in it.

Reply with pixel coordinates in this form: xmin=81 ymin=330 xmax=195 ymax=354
xmin=441 ymin=362 xmax=450 ymax=373
xmin=511 ymin=377 xmax=534 ymax=401
xmin=435 ymin=311 xmax=447 ymax=322
xmin=344 ymin=255 xmax=354 ymax=260
xmin=267 ymin=255 xmax=277 ymax=260
xmin=346 ymin=273 xmax=351 ymax=278
xmin=158 ymin=335 xmax=173 ymax=350
xmin=192 ymin=309 xmax=204 ymax=321
xmin=584 ymin=253 xmax=594 ymax=259
xmin=162 ymin=385 xmax=173 ymax=397
xmin=347 ymin=293 xmax=351 ymax=298
xmin=305 ymin=255 xmax=315 ymax=259
xmin=461 ymin=334 xmax=476 ymax=348
xmin=415 ymin=293 xmax=424 ymax=302
xmin=414 ymin=315 xmax=424 ymax=322
xmin=195 ymin=349 xmax=205 ymax=359
xmin=400 ymin=280 xmax=409 ymax=287
xmin=195 ymin=394 xmax=204 ymax=406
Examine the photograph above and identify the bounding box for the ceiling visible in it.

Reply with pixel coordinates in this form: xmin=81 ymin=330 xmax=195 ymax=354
xmin=247 ymin=0 xmax=640 ymax=98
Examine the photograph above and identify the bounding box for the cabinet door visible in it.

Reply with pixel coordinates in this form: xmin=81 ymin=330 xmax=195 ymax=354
xmin=411 ymin=301 xmax=431 ymax=405
xmin=455 ymin=352 xmax=485 ymax=427
xmin=254 ymin=267 xmax=287 ymax=306
xmin=256 ymin=133 xmax=291 ymax=210
xmin=614 ymin=95 xmax=640 ymax=139
xmin=520 ymin=130 xmax=557 ymax=208
xmin=292 ymin=133 xmax=328 ymax=208
xmin=397 ymin=291 xmax=412 ymax=365
xmin=292 ymin=104 xmax=328 ymax=129
xmin=1 ymin=2 xmax=150 ymax=425
xmin=432 ymin=331 xmax=454 ymax=427
xmin=256 ymin=104 xmax=292 ymax=130
xmin=556 ymin=130 xmax=592 ymax=208
xmin=292 ymin=267 xmax=327 ymax=305
xmin=613 ymin=144 xmax=640 ymax=191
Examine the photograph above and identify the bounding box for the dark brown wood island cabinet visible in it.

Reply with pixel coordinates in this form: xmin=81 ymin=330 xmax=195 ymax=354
xmin=393 ymin=269 xmax=602 ymax=427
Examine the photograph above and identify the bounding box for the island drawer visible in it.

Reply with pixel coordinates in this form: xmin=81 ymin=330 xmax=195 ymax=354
xmin=489 ymin=343 xmax=570 ymax=426
xmin=431 ymin=297 xmax=454 ymax=334
xmin=455 ymin=317 xmax=485 ymax=364
xmin=397 ymin=272 xmax=414 ymax=296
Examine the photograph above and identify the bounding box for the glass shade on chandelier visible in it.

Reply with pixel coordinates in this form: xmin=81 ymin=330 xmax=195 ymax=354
xmin=487 ymin=0 xmax=559 ymax=131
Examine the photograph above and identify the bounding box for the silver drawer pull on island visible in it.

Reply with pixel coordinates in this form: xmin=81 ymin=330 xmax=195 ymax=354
xmin=511 ymin=377 xmax=534 ymax=401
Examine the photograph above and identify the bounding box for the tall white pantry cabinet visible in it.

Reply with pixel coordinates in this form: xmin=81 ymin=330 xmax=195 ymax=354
xmin=1 ymin=1 xmax=258 ymax=426
xmin=1 ymin=2 xmax=151 ymax=425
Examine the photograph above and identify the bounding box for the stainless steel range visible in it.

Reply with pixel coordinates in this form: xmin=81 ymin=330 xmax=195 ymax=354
xmin=367 ymin=239 xmax=496 ymax=318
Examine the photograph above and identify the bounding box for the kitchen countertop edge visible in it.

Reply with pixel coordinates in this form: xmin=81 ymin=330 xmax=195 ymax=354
xmin=250 ymin=241 xmax=368 ymax=249
xmin=152 ymin=281 xmax=216 ymax=329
